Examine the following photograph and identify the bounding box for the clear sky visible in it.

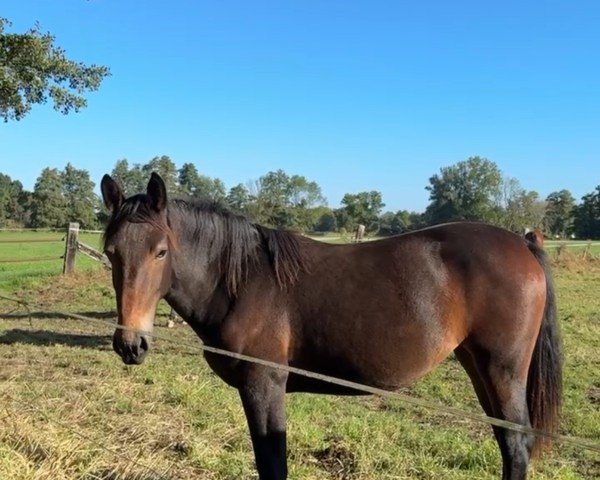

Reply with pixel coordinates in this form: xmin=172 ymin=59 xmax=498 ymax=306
xmin=1 ymin=1 xmax=599 ymax=212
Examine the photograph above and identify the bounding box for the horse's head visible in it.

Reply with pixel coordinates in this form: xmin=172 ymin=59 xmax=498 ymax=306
xmin=101 ymin=173 xmax=173 ymax=365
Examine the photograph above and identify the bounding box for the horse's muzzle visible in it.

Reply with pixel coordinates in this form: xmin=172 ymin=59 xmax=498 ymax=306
xmin=113 ymin=330 xmax=150 ymax=365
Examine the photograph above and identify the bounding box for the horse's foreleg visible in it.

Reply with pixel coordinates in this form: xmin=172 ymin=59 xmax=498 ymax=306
xmin=239 ymin=365 xmax=288 ymax=480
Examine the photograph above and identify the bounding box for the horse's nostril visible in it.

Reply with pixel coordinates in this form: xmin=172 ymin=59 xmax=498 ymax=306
xmin=112 ymin=336 xmax=123 ymax=356
xmin=139 ymin=335 xmax=149 ymax=353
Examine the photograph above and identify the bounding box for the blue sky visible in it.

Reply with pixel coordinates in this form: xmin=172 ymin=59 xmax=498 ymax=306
xmin=1 ymin=1 xmax=599 ymax=212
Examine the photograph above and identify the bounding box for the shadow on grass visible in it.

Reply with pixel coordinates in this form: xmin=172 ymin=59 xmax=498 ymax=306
xmin=0 ymin=311 xmax=116 ymax=320
xmin=0 ymin=328 xmax=111 ymax=348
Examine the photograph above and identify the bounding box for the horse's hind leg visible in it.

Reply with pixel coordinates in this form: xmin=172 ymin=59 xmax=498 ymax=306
xmin=455 ymin=344 xmax=534 ymax=480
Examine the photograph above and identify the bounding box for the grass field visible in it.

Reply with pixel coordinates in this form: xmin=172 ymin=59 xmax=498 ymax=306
xmin=0 ymin=231 xmax=599 ymax=479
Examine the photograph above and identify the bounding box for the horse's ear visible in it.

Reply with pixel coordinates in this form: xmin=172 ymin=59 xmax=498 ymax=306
xmin=101 ymin=174 xmax=124 ymax=213
xmin=147 ymin=172 xmax=167 ymax=212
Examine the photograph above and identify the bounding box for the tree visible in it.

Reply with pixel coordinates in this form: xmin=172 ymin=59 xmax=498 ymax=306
xmin=142 ymin=156 xmax=179 ymax=195
xmin=178 ymin=163 xmax=200 ymax=197
xmin=287 ymin=175 xmax=325 ymax=209
xmin=508 ymin=190 xmax=545 ymax=232
xmin=425 ymin=157 xmax=502 ymax=224
xmin=0 ymin=18 xmax=110 ymax=121
xmin=16 ymin=188 xmax=32 ymax=226
xmin=496 ymin=176 xmax=524 ymax=229
xmin=495 ymin=177 xmax=546 ymax=232
xmin=378 ymin=210 xmax=413 ymax=236
xmin=29 ymin=168 xmax=67 ymax=228
xmin=226 ymin=183 xmax=252 ymax=215
xmin=408 ymin=211 xmax=427 ymax=230
xmin=251 ymin=169 xmax=326 ymax=230
xmin=194 ymin=176 xmax=226 ymax=201
xmin=178 ymin=162 xmax=226 ymax=201
xmin=544 ymin=190 xmax=575 ymax=238
xmin=286 ymin=175 xmax=326 ymax=231
xmin=314 ymin=208 xmax=337 ymax=232
xmin=0 ymin=173 xmax=27 ymax=227
xmin=573 ymin=186 xmax=600 ymax=239
xmin=111 ymin=159 xmax=145 ymax=197
xmin=337 ymin=191 xmax=385 ymax=232
xmin=62 ymin=163 xmax=98 ymax=228
xmin=253 ymin=169 xmax=292 ymax=226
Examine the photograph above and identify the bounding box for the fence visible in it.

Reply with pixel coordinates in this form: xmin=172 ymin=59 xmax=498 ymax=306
xmin=0 ymin=223 xmax=108 ymax=275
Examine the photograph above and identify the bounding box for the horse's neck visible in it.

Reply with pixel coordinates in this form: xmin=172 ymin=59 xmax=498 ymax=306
xmin=166 ymin=280 xmax=232 ymax=345
xmin=169 ymin=234 xmax=288 ymax=341
xmin=163 ymin=214 xmax=260 ymax=341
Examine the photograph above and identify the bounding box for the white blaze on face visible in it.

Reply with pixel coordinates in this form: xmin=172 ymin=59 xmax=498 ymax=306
xmin=118 ymin=280 xmax=159 ymax=342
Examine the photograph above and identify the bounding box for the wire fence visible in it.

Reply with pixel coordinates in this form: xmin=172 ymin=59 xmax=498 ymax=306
xmin=0 ymin=256 xmax=62 ymax=264
xmin=0 ymin=224 xmax=104 ymax=267
xmin=1 ymin=294 xmax=599 ymax=456
xmin=0 ymin=238 xmax=63 ymax=244
xmin=0 ymin=230 xmax=63 ymax=266
xmin=0 ymin=227 xmax=103 ymax=234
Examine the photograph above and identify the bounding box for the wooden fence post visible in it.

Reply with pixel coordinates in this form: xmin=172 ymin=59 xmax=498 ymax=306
xmin=63 ymin=222 xmax=80 ymax=274
xmin=354 ymin=224 xmax=365 ymax=243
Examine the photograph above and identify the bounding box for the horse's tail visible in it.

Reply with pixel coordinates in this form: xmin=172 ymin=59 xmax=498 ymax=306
xmin=525 ymin=228 xmax=544 ymax=248
xmin=525 ymin=240 xmax=562 ymax=457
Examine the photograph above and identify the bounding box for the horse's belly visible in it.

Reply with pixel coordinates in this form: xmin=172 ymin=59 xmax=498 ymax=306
xmin=287 ymin=329 xmax=451 ymax=394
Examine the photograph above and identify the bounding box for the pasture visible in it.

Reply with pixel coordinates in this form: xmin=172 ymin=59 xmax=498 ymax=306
xmin=0 ymin=230 xmax=599 ymax=479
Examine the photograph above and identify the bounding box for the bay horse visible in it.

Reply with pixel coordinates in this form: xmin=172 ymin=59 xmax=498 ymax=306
xmin=100 ymin=173 xmax=562 ymax=480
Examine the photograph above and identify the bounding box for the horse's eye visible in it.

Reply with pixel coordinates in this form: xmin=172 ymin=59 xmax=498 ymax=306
xmin=156 ymin=249 xmax=168 ymax=259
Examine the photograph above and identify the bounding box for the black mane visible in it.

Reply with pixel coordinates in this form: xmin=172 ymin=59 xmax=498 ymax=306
xmin=103 ymin=196 xmax=309 ymax=294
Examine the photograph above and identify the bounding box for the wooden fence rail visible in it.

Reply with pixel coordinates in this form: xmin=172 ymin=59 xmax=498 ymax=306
xmin=77 ymin=241 xmax=111 ymax=269
xmin=62 ymin=222 xmax=110 ymax=274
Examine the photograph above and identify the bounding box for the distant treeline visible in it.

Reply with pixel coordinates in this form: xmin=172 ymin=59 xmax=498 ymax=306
xmin=1 ymin=156 xmax=599 ymax=239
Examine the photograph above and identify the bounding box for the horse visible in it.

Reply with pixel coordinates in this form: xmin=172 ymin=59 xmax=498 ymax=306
xmin=100 ymin=172 xmax=562 ymax=480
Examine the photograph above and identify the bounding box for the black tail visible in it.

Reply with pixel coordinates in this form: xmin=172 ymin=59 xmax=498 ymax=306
xmin=526 ymin=242 xmax=562 ymax=457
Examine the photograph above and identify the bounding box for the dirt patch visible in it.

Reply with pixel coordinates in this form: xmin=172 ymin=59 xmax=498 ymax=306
xmin=587 ymin=386 xmax=600 ymax=405
xmin=312 ymin=439 xmax=358 ymax=479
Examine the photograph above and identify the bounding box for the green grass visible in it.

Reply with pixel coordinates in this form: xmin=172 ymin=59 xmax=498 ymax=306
xmin=0 ymin=232 xmax=599 ymax=479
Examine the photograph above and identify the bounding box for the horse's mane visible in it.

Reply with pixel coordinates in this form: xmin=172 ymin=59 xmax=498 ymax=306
xmin=103 ymin=196 xmax=308 ymax=294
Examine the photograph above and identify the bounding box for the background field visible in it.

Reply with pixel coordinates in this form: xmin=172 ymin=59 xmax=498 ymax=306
xmin=0 ymin=231 xmax=104 ymax=293
xmin=0 ymin=230 xmax=599 ymax=479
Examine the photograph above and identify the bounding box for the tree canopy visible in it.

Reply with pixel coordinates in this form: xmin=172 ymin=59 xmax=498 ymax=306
xmin=425 ymin=157 xmax=502 ymax=224
xmin=544 ymin=190 xmax=576 ymax=238
xmin=336 ymin=191 xmax=385 ymax=232
xmin=573 ymin=186 xmax=600 ymax=239
xmin=1 ymin=156 xmax=596 ymax=239
xmin=0 ymin=173 xmax=26 ymax=227
xmin=0 ymin=18 xmax=110 ymax=121
xmin=249 ymin=169 xmax=326 ymax=230
xmin=29 ymin=167 xmax=67 ymax=228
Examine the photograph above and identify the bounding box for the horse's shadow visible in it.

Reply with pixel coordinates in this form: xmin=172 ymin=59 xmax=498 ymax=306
xmin=0 ymin=310 xmax=114 ymax=349
xmin=0 ymin=328 xmax=112 ymax=349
